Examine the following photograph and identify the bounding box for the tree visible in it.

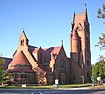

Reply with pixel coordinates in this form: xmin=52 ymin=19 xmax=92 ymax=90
xmin=92 ymin=55 xmax=105 ymax=81
xmin=0 ymin=56 xmax=10 ymax=85
xmin=95 ymin=33 xmax=105 ymax=50
xmin=97 ymin=55 xmax=105 ymax=62
xmin=96 ymin=4 xmax=105 ymax=49
xmin=97 ymin=4 xmax=105 ymax=18
xmin=0 ymin=57 xmax=5 ymax=82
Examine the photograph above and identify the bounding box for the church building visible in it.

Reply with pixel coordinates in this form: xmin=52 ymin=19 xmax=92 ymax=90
xmin=6 ymin=5 xmax=91 ymax=85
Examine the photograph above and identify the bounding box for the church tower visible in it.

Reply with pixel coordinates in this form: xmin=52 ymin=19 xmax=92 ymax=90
xmin=70 ymin=4 xmax=91 ymax=83
xmin=13 ymin=31 xmax=29 ymax=58
xmin=19 ymin=31 xmax=29 ymax=47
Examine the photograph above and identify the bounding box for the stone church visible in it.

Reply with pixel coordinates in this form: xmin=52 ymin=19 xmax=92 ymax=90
xmin=5 ymin=6 xmax=91 ymax=85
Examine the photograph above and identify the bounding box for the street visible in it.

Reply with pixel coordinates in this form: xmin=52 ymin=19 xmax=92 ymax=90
xmin=0 ymin=88 xmax=105 ymax=94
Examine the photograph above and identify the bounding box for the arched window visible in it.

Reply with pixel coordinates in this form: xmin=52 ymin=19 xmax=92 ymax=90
xmin=60 ymin=59 xmax=66 ymax=73
xmin=60 ymin=59 xmax=65 ymax=68
xmin=21 ymin=39 xmax=24 ymax=46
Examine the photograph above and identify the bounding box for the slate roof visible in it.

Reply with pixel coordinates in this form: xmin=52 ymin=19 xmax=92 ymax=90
xmin=28 ymin=45 xmax=37 ymax=53
xmin=33 ymin=46 xmax=62 ymax=63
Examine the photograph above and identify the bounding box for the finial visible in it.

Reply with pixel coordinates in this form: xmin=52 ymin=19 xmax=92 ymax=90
xmin=84 ymin=3 xmax=87 ymax=11
xmin=74 ymin=12 xmax=75 ymax=16
xmin=85 ymin=3 xmax=86 ymax=8
xmin=85 ymin=3 xmax=86 ymax=7
xmin=61 ymin=40 xmax=63 ymax=46
xmin=23 ymin=28 xmax=25 ymax=32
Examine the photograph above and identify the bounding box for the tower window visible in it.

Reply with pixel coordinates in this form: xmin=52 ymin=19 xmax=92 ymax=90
xmin=21 ymin=39 xmax=24 ymax=45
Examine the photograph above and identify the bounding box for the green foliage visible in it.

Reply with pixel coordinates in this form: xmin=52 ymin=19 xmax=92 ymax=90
xmin=0 ymin=84 xmax=91 ymax=88
xmin=0 ymin=70 xmax=10 ymax=82
xmin=96 ymin=4 xmax=105 ymax=49
xmin=95 ymin=33 xmax=105 ymax=50
xmin=102 ymin=4 xmax=105 ymax=12
xmin=92 ymin=56 xmax=105 ymax=81
xmin=97 ymin=4 xmax=105 ymax=18
xmin=95 ymin=5 xmax=105 ymax=80
xmin=98 ymin=55 xmax=105 ymax=62
xmin=0 ymin=56 xmax=10 ymax=84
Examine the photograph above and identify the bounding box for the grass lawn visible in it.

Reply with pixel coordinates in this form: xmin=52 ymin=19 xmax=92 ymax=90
xmin=0 ymin=84 xmax=92 ymax=89
xmin=60 ymin=84 xmax=91 ymax=88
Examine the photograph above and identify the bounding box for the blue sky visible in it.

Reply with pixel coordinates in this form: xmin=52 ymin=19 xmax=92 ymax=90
xmin=0 ymin=0 xmax=105 ymax=64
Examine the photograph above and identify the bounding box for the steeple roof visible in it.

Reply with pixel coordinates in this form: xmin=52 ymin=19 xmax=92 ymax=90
xmin=84 ymin=3 xmax=88 ymax=21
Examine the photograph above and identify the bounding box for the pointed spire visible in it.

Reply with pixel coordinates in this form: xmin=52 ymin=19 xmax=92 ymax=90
xmin=61 ymin=40 xmax=63 ymax=46
xmin=73 ymin=12 xmax=75 ymax=23
xmin=23 ymin=28 xmax=25 ymax=32
xmin=21 ymin=29 xmax=28 ymax=41
xmin=39 ymin=46 xmax=42 ymax=49
xmin=71 ymin=12 xmax=75 ymax=31
xmin=84 ymin=3 xmax=88 ymax=21
xmin=85 ymin=3 xmax=87 ymax=11
xmin=84 ymin=3 xmax=87 ymax=15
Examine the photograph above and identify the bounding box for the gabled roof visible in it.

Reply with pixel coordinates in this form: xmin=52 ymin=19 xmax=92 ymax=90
xmin=28 ymin=45 xmax=37 ymax=54
xmin=32 ymin=46 xmax=62 ymax=63
xmin=19 ymin=31 xmax=29 ymax=41
xmin=43 ymin=46 xmax=61 ymax=55
xmin=33 ymin=48 xmax=40 ymax=53
xmin=7 ymin=51 xmax=34 ymax=73
xmin=44 ymin=46 xmax=62 ymax=62
xmin=9 ymin=51 xmax=31 ymax=66
xmin=51 ymin=46 xmax=61 ymax=55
